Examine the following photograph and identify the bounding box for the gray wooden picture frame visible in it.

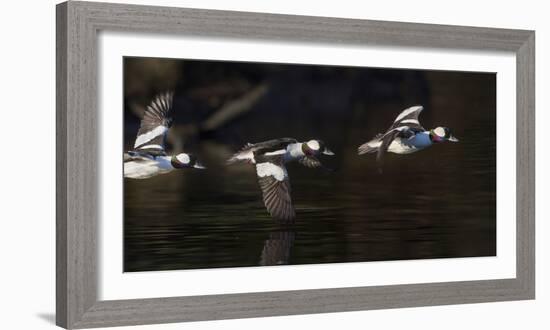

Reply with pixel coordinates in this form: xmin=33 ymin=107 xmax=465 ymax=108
xmin=56 ymin=1 xmax=535 ymax=328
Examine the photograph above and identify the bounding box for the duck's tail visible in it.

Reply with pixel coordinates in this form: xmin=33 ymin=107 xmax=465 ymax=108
xmin=358 ymin=137 xmax=382 ymax=155
xmin=227 ymin=147 xmax=255 ymax=165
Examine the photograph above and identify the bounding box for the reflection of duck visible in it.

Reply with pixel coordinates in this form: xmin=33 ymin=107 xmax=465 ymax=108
xmin=358 ymin=105 xmax=459 ymax=165
xmin=124 ymin=92 xmax=205 ymax=179
xmin=228 ymin=138 xmax=335 ymax=223
xmin=260 ymin=231 xmax=295 ymax=266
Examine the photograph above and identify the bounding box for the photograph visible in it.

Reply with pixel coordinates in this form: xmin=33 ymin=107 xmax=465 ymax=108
xmin=123 ymin=56 xmax=496 ymax=272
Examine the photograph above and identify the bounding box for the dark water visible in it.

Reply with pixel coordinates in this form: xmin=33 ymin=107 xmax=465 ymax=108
xmin=123 ymin=60 xmax=496 ymax=272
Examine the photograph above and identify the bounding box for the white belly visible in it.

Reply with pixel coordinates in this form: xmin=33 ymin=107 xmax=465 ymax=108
xmin=387 ymin=139 xmax=420 ymax=154
xmin=124 ymin=157 xmax=173 ymax=179
xmin=283 ymin=143 xmax=305 ymax=162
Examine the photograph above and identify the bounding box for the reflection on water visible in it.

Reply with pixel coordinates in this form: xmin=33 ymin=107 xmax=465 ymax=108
xmin=123 ymin=66 xmax=496 ymax=272
xmin=260 ymin=231 xmax=295 ymax=266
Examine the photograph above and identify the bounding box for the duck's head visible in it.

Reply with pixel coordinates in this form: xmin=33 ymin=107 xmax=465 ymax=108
xmin=302 ymin=139 xmax=335 ymax=157
xmin=429 ymin=127 xmax=459 ymax=143
xmin=171 ymin=153 xmax=206 ymax=169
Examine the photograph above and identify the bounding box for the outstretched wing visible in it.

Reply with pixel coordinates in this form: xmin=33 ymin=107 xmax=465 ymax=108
xmin=123 ymin=151 xmax=154 ymax=163
xmin=377 ymin=126 xmax=414 ymax=164
xmin=256 ymin=160 xmax=295 ymax=223
xmin=228 ymin=138 xmax=298 ymax=164
xmin=249 ymin=138 xmax=298 ymax=154
xmin=389 ymin=105 xmax=425 ymax=131
xmin=133 ymin=92 xmax=174 ymax=154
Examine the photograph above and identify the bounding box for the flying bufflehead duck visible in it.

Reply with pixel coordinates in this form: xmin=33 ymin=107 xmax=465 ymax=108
xmin=228 ymin=138 xmax=334 ymax=223
xmin=124 ymin=92 xmax=205 ymax=179
xmin=358 ymin=105 xmax=459 ymax=165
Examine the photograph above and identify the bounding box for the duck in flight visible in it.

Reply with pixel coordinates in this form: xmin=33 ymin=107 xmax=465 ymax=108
xmin=124 ymin=92 xmax=205 ymax=179
xmin=228 ymin=138 xmax=335 ymax=223
xmin=358 ymin=105 xmax=459 ymax=166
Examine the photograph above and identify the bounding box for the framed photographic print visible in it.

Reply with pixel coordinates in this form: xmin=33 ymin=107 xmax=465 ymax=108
xmin=56 ymin=1 xmax=535 ymax=328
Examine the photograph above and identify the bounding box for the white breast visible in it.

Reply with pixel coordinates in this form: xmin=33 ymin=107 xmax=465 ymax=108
xmin=388 ymin=132 xmax=433 ymax=154
xmin=124 ymin=157 xmax=174 ymax=179
xmin=387 ymin=139 xmax=419 ymax=154
xmin=284 ymin=143 xmax=305 ymax=161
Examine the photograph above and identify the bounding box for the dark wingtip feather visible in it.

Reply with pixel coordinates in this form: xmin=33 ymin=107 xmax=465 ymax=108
xmin=257 ymin=172 xmax=295 ymax=224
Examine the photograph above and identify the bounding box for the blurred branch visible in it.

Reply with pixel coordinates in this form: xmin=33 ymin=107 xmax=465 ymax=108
xmin=201 ymin=83 xmax=269 ymax=131
xmin=187 ymin=78 xmax=251 ymax=107
xmin=128 ymin=82 xmax=269 ymax=152
xmin=128 ymin=101 xmax=145 ymax=119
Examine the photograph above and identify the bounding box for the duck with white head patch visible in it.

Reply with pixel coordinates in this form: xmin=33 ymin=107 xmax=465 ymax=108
xmin=358 ymin=105 xmax=459 ymax=167
xmin=228 ymin=138 xmax=335 ymax=223
xmin=124 ymin=92 xmax=205 ymax=179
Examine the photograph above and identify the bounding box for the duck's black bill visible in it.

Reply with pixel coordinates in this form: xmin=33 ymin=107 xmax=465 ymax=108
xmin=448 ymin=135 xmax=459 ymax=142
xmin=322 ymin=148 xmax=335 ymax=156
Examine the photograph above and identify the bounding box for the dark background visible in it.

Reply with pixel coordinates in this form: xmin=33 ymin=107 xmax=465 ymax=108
xmin=123 ymin=56 xmax=496 ymax=272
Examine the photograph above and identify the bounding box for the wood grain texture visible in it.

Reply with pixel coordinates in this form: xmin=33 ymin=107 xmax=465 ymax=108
xmin=56 ymin=3 xmax=68 ymax=328
xmin=56 ymin=1 xmax=535 ymax=328
xmin=75 ymin=1 xmax=531 ymax=51
xmin=516 ymin=32 xmax=536 ymax=298
xmin=57 ymin=1 xmax=99 ymax=328
xmin=74 ymin=279 xmax=526 ymax=328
